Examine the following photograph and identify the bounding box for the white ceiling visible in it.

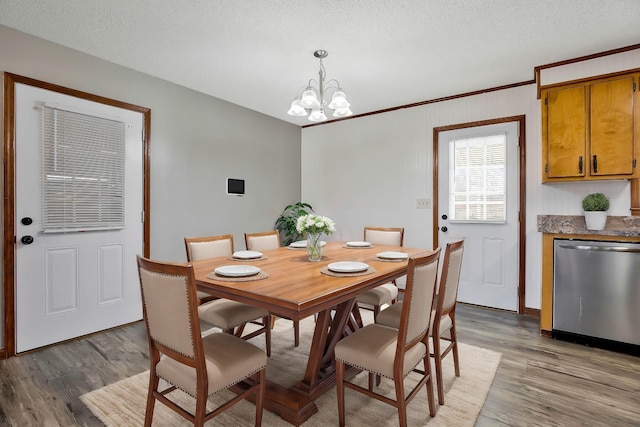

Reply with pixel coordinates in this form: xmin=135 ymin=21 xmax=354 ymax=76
xmin=2 ymin=0 xmax=640 ymax=126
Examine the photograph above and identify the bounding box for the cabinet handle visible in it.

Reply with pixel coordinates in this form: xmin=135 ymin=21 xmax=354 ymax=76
xmin=578 ymin=156 xmax=583 ymax=174
xmin=593 ymin=155 xmax=598 ymax=173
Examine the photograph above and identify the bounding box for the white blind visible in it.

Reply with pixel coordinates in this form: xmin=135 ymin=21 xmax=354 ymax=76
xmin=449 ymin=133 xmax=506 ymax=222
xmin=42 ymin=106 xmax=126 ymax=232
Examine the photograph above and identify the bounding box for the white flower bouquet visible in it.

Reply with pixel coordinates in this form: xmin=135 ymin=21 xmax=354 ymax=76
xmin=296 ymin=214 xmax=336 ymax=236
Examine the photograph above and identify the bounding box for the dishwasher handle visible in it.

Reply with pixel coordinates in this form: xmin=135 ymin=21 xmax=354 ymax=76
xmin=557 ymin=244 xmax=640 ymax=253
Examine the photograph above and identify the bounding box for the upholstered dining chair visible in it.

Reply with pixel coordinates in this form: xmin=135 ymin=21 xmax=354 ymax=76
xmin=136 ymin=256 xmax=267 ymax=427
xmin=185 ymin=234 xmax=236 ymax=304
xmin=335 ymin=249 xmax=441 ymax=427
xmin=244 ymin=230 xmax=301 ymax=347
xmin=355 ymin=226 xmax=405 ymax=323
xmin=244 ymin=230 xmax=281 ymax=252
xmin=185 ymin=234 xmax=272 ymax=357
xmin=376 ymin=239 xmax=464 ymax=405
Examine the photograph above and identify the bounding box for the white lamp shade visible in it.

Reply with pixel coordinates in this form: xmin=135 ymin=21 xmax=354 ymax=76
xmin=299 ymin=89 xmax=321 ymax=109
xmin=308 ymin=108 xmax=327 ymax=122
xmin=332 ymin=107 xmax=353 ymax=118
xmin=328 ymin=91 xmax=350 ymax=109
xmin=287 ymin=100 xmax=308 ymax=116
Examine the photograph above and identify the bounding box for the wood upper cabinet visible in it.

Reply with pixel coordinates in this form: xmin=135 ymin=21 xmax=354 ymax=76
xmin=541 ymin=72 xmax=638 ymax=182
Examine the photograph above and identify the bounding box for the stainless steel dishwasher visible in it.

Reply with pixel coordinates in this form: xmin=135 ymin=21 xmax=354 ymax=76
xmin=553 ymin=239 xmax=640 ymax=352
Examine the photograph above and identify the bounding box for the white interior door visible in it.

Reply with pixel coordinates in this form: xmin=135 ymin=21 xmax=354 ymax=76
xmin=14 ymin=83 xmax=143 ymax=352
xmin=437 ymin=121 xmax=519 ymax=311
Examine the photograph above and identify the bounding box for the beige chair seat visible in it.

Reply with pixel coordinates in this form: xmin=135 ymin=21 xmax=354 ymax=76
xmin=335 ymin=324 xmax=426 ymax=380
xmin=157 ymin=332 xmax=267 ymax=397
xmin=198 ymin=299 xmax=269 ymax=330
xmin=356 ymin=283 xmax=398 ymax=306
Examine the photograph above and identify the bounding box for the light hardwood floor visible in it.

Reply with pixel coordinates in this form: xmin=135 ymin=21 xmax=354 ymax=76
xmin=0 ymin=304 xmax=637 ymax=426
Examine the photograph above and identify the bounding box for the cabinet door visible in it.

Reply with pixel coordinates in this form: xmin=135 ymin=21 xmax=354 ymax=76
xmin=543 ymin=85 xmax=586 ymax=179
xmin=590 ymin=75 xmax=635 ymax=177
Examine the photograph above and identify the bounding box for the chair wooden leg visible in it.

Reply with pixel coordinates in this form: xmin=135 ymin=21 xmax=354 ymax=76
xmin=373 ymin=305 xmax=380 ymax=323
xmin=144 ymin=370 xmax=159 ymax=427
xmin=294 ymin=320 xmax=300 ymax=347
xmin=336 ymin=360 xmax=346 ymax=427
xmin=194 ymin=387 xmax=207 ymax=426
xmin=423 ymin=355 xmax=436 ymax=417
xmin=433 ymin=334 xmax=445 ymax=405
xmin=451 ymin=320 xmax=460 ymax=377
xmin=264 ymin=315 xmax=272 ymax=357
xmin=255 ymin=369 xmax=266 ymax=427
xmin=394 ymin=374 xmax=408 ymax=427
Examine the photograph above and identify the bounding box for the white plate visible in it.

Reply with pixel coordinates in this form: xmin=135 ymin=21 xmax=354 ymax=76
xmin=346 ymin=241 xmax=371 ymax=248
xmin=327 ymin=261 xmax=369 ymax=273
xmin=232 ymin=250 xmax=263 ymax=259
xmin=289 ymin=240 xmax=327 ymax=248
xmin=214 ymin=265 xmax=261 ymax=277
xmin=377 ymin=251 xmax=409 ymax=260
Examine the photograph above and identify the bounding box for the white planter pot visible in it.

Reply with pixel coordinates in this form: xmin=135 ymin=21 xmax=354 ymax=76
xmin=583 ymin=211 xmax=608 ymax=231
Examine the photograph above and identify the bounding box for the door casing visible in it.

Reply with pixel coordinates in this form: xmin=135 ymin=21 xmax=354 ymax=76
xmin=432 ymin=115 xmax=527 ymax=314
xmin=3 ymin=73 xmax=151 ymax=358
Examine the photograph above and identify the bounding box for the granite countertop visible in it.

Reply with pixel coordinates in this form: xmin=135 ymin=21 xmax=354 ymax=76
xmin=537 ymin=215 xmax=640 ymax=237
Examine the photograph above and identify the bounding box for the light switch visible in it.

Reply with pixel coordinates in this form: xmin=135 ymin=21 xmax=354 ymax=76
xmin=416 ymin=198 xmax=431 ymax=209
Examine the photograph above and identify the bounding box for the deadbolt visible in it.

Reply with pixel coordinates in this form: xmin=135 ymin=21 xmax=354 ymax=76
xmin=21 ymin=217 xmax=33 ymax=225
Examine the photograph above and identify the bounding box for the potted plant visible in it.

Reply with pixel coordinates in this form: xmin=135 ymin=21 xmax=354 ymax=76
xmin=582 ymin=193 xmax=610 ymax=231
xmin=274 ymin=202 xmax=314 ymax=246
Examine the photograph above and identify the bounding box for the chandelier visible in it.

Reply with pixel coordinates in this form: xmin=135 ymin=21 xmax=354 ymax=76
xmin=287 ymin=50 xmax=353 ymax=122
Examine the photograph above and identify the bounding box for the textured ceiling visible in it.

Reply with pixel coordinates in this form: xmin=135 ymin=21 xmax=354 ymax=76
xmin=1 ymin=0 xmax=640 ymax=126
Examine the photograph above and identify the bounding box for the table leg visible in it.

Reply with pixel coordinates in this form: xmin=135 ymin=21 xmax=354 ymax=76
xmin=237 ymin=299 xmax=362 ymax=426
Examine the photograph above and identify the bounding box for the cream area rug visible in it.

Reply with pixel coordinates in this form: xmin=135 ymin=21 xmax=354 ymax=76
xmin=81 ymin=313 xmax=501 ymax=426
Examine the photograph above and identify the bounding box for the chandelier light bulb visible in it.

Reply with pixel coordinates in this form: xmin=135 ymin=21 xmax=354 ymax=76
xmin=287 ymin=100 xmax=308 ymax=116
xmin=308 ymin=108 xmax=327 ymax=122
xmin=299 ymin=89 xmax=321 ymax=109
xmin=332 ymin=107 xmax=353 ymax=118
xmin=328 ymin=91 xmax=349 ymax=109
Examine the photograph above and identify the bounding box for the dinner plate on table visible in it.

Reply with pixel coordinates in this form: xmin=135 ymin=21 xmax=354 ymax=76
xmin=376 ymin=251 xmax=409 ymax=260
xmin=214 ymin=265 xmax=261 ymax=277
xmin=232 ymin=250 xmax=263 ymax=260
xmin=327 ymin=261 xmax=369 ymax=273
xmin=345 ymin=241 xmax=372 ymax=248
xmin=290 ymin=240 xmax=327 ymax=248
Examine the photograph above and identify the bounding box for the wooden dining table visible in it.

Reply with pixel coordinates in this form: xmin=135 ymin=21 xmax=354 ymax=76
xmin=192 ymin=241 xmax=430 ymax=426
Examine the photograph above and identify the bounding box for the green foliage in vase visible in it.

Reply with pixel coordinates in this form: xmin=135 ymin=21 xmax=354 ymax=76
xmin=274 ymin=202 xmax=314 ymax=246
xmin=582 ymin=193 xmax=610 ymax=211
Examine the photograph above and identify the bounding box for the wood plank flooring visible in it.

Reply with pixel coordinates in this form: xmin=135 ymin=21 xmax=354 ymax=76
xmin=0 ymin=304 xmax=637 ymax=426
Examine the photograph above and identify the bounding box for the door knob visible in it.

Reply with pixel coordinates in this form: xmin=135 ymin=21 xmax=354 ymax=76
xmin=21 ymin=235 xmax=34 ymax=245
xmin=21 ymin=217 xmax=33 ymax=225
xmin=440 ymin=226 xmax=448 ymax=232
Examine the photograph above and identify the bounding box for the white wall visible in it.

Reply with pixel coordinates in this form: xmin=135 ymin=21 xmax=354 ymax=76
xmin=0 ymin=25 xmax=301 ymax=264
xmin=301 ymin=78 xmax=634 ymax=310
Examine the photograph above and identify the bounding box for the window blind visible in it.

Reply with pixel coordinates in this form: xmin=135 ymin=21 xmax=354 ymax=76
xmin=449 ymin=133 xmax=506 ymax=222
xmin=42 ymin=106 xmax=126 ymax=232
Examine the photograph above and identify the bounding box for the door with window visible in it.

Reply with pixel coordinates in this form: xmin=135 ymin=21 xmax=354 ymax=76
xmin=14 ymin=83 xmax=144 ymax=352
xmin=437 ymin=121 xmax=519 ymax=311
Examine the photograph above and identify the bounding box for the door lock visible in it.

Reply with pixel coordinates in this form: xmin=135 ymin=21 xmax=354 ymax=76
xmin=440 ymin=226 xmax=448 ymax=232
xmin=21 ymin=217 xmax=33 ymax=225
xmin=21 ymin=235 xmax=34 ymax=245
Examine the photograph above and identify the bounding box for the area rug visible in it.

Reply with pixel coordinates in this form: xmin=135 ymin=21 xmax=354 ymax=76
xmin=81 ymin=314 xmax=501 ymax=426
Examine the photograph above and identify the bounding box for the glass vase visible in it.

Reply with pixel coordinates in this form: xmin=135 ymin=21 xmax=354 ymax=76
xmin=306 ymin=232 xmax=323 ymax=261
